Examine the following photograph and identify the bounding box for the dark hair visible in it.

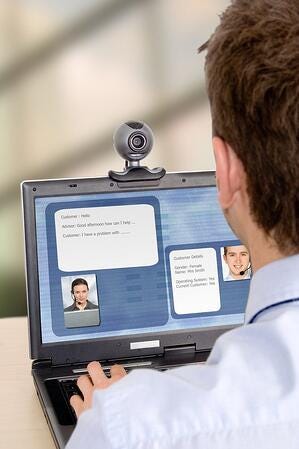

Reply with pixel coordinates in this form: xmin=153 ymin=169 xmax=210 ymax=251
xmin=71 ymin=278 xmax=89 ymax=293
xmin=223 ymin=245 xmax=249 ymax=256
xmin=199 ymin=0 xmax=299 ymax=253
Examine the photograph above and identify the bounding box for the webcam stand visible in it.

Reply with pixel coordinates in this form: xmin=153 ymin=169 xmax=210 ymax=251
xmin=109 ymin=160 xmax=166 ymax=182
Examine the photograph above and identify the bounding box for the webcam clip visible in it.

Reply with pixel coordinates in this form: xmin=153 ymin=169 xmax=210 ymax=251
xmin=108 ymin=163 xmax=166 ymax=182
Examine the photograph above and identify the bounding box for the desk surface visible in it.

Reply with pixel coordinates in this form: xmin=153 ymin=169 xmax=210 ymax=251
xmin=0 ymin=317 xmax=55 ymax=449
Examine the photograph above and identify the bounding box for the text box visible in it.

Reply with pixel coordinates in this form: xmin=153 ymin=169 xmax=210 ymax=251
xmin=55 ymin=204 xmax=158 ymax=272
xmin=169 ymin=248 xmax=220 ymax=315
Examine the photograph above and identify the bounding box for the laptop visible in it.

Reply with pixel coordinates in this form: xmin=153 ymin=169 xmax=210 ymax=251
xmin=21 ymin=170 xmax=250 ymax=448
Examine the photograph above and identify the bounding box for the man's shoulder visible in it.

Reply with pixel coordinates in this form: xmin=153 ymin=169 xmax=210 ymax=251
xmin=87 ymin=325 xmax=299 ymax=449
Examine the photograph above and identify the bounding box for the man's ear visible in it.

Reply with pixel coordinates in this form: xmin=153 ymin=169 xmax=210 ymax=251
xmin=212 ymin=136 xmax=243 ymax=209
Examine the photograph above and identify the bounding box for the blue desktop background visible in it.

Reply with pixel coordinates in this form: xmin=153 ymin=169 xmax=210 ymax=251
xmin=35 ymin=186 xmax=250 ymax=343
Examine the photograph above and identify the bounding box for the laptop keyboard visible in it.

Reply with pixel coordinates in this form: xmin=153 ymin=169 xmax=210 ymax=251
xmin=59 ymin=365 xmax=129 ymax=421
xmin=59 ymin=365 xmax=169 ymax=422
xmin=45 ymin=360 xmax=204 ymax=426
xmin=60 ymin=359 xmax=201 ymax=405
xmin=60 ymin=368 xmax=114 ymax=401
xmin=60 ymin=378 xmax=84 ymax=402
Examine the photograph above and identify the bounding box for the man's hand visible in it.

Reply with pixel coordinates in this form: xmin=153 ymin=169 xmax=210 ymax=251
xmin=70 ymin=361 xmax=127 ymax=418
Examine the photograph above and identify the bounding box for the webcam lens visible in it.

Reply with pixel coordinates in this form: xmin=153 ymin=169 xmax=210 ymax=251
xmin=132 ymin=136 xmax=144 ymax=148
xmin=129 ymin=133 xmax=147 ymax=151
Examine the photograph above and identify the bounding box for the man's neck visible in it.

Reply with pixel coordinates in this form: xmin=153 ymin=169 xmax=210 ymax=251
xmin=247 ymin=232 xmax=285 ymax=274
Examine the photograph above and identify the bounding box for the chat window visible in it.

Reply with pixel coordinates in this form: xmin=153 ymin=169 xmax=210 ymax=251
xmin=45 ymin=197 xmax=168 ymax=337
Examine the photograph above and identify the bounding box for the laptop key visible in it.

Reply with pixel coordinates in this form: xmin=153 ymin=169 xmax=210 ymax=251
xmin=60 ymin=379 xmax=84 ymax=401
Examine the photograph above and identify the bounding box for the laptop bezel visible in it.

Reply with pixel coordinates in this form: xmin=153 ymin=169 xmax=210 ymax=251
xmin=22 ymin=170 xmax=239 ymax=366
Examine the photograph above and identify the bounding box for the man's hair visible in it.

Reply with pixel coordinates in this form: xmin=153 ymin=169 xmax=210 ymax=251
xmin=71 ymin=278 xmax=89 ymax=293
xmin=199 ymin=0 xmax=299 ymax=253
xmin=223 ymin=245 xmax=248 ymax=256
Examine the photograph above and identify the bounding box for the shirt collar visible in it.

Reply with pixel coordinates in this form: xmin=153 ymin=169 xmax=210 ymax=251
xmin=245 ymin=254 xmax=299 ymax=323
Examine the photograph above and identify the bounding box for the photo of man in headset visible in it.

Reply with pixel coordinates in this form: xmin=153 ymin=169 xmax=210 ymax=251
xmin=222 ymin=245 xmax=251 ymax=281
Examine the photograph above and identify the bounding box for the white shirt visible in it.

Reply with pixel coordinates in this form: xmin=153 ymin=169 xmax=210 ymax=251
xmin=67 ymin=254 xmax=299 ymax=449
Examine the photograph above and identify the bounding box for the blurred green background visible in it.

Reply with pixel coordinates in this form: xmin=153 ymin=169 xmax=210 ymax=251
xmin=0 ymin=0 xmax=230 ymax=318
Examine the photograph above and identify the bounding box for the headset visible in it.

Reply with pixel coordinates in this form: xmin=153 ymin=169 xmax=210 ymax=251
xmin=239 ymin=265 xmax=252 ymax=276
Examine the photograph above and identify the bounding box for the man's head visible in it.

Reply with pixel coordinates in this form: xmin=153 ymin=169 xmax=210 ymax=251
xmin=199 ymin=0 xmax=299 ymax=255
xmin=223 ymin=245 xmax=250 ymax=280
xmin=71 ymin=278 xmax=89 ymax=306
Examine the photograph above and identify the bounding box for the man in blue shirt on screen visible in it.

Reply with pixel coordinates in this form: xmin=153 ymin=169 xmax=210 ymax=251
xmin=67 ymin=1 xmax=299 ymax=447
xmin=223 ymin=245 xmax=251 ymax=281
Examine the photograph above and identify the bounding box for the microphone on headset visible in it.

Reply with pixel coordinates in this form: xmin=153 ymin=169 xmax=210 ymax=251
xmin=239 ymin=265 xmax=251 ymax=276
xmin=71 ymin=292 xmax=83 ymax=305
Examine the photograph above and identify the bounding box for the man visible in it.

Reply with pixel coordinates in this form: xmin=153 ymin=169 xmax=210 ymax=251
xmin=67 ymin=1 xmax=299 ymax=447
xmin=223 ymin=245 xmax=251 ymax=281
xmin=64 ymin=278 xmax=98 ymax=312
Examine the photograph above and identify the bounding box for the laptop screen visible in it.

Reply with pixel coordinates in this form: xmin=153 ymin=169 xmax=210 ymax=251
xmin=35 ymin=185 xmax=250 ymax=344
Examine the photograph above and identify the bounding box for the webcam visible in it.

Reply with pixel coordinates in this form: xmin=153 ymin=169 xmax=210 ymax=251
xmin=108 ymin=121 xmax=165 ymax=182
xmin=113 ymin=121 xmax=154 ymax=162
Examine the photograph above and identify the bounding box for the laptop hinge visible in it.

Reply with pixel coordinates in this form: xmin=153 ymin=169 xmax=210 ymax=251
xmin=164 ymin=344 xmax=196 ymax=357
xmin=32 ymin=358 xmax=52 ymax=368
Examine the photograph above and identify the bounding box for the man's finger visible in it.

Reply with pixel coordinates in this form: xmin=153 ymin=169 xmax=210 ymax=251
xmin=70 ymin=394 xmax=84 ymax=418
xmin=77 ymin=374 xmax=93 ymax=396
xmin=110 ymin=364 xmax=127 ymax=379
xmin=87 ymin=361 xmax=109 ymax=388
